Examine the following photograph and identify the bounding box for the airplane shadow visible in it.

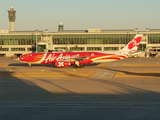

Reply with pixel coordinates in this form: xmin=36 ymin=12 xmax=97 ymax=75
xmin=8 ymin=63 xmax=100 ymax=68
xmin=3 ymin=57 xmax=160 ymax=104
xmin=98 ymin=67 xmax=160 ymax=78
xmin=0 ymin=64 xmax=160 ymax=103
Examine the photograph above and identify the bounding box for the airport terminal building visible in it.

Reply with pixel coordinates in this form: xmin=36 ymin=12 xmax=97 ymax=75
xmin=1 ymin=7 xmax=160 ymax=57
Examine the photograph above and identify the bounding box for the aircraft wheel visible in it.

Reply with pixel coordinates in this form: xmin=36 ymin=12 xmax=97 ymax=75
xmin=82 ymin=64 xmax=85 ymax=68
xmin=79 ymin=65 xmax=82 ymax=68
xmin=80 ymin=64 xmax=85 ymax=68
xmin=75 ymin=65 xmax=79 ymax=68
xmin=75 ymin=64 xmax=85 ymax=68
xmin=79 ymin=64 xmax=85 ymax=68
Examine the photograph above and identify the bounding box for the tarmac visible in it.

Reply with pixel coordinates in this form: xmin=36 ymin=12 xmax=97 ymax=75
xmin=1 ymin=57 xmax=160 ymax=120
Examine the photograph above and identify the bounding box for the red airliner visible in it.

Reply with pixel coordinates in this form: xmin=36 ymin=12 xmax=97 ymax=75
xmin=18 ymin=34 xmax=143 ymax=68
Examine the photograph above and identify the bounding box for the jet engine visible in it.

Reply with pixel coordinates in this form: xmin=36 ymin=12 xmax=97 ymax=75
xmin=55 ymin=61 xmax=70 ymax=67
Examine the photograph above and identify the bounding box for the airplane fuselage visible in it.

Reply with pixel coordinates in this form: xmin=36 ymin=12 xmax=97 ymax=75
xmin=19 ymin=52 xmax=119 ymax=64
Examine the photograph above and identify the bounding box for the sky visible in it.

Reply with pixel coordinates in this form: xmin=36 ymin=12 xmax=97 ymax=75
xmin=0 ymin=0 xmax=160 ymax=32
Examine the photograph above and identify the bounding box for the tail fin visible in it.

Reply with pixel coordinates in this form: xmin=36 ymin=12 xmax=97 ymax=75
xmin=119 ymin=34 xmax=143 ymax=54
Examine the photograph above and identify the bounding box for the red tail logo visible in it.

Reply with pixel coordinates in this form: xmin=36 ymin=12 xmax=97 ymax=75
xmin=128 ymin=37 xmax=142 ymax=49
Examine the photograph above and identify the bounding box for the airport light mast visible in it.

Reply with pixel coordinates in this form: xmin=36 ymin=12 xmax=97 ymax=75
xmin=135 ymin=28 xmax=138 ymax=35
xmin=7 ymin=6 xmax=16 ymax=31
xmin=45 ymin=29 xmax=48 ymax=52
xmin=35 ymin=29 xmax=38 ymax=53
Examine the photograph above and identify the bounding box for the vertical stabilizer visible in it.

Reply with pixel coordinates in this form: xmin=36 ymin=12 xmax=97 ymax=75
xmin=119 ymin=34 xmax=143 ymax=53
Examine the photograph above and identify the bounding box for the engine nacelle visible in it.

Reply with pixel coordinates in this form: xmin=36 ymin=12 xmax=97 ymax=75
xmin=55 ymin=61 xmax=70 ymax=67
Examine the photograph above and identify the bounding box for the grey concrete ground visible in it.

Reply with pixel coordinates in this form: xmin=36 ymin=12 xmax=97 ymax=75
xmin=1 ymin=105 xmax=160 ymax=120
xmin=1 ymin=57 xmax=160 ymax=120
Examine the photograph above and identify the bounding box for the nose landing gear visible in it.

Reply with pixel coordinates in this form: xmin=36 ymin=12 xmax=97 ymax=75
xmin=29 ymin=63 xmax=32 ymax=68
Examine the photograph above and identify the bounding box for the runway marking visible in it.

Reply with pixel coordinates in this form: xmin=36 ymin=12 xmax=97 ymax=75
xmin=100 ymin=71 xmax=108 ymax=78
xmin=91 ymin=71 xmax=116 ymax=79
xmin=91 ymin=71 xmax=101 ymax=78
xmin=122 ymin=64 xmax=160 ymax=66
xmin=114 ymin=71 xmax=160 ymax=78
xmin=113 ymin=63 xmax=117 ymax=66
xmin=1 ymin=102 xmax=160 ymax=108
xmin=110 ymin=71 xmax=116 ymax=78
xmin=96 ymin=64 xmax=108 ymax=67
xmin=107 ymin=63 xmax=122 ymax=67
xmin=0 ymin=71 xmax=97 ymax=78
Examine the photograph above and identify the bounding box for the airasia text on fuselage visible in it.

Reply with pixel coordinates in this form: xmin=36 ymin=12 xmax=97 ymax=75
xmin=44 ymin=53 xmax=80 ymax=63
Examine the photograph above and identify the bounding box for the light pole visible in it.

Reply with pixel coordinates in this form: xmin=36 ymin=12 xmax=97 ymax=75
xmin=146 ymin=27 xmax=149 ymax=57
xmin=135 ymin=28 xmax=138 ymax=35
xmin=146 ymin=27 xmax=149 ymax=47
xmin=45 ymin=29 xmax=48 ymax=52
xmin=35 ymin=29 xmax=38 ymax=53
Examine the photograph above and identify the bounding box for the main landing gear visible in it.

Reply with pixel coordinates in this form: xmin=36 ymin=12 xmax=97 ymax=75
xmin=75 ymin=64 xmax=85 ymax=68
xmin=74 ymin=61 xmax=85 ymax=68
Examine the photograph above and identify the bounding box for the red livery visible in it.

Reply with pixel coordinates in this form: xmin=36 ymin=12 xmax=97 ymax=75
xmin=18 ymin=34 xmax=143 ymax=68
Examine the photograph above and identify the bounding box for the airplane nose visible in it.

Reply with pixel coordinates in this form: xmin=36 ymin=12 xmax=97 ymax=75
xmin=19 ymin=56 xmax=25 ymax=61
xmin=18 ymin=57 xmax=22 ymax=61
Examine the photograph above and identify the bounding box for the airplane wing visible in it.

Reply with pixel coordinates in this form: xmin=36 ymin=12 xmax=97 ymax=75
xmin=57 ymin=57 xmax=88 ymax=62
xmin=89 ymin=54 xmax=129 ymax=62
xmin=57 ymin=54 xmax=129 ymax=63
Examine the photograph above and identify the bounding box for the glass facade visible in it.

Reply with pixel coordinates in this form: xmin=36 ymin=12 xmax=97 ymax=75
xmin=55 ymin=47 xmax=67 ymax=50
xmin=52 ymin=34 xmax=135 ymax=45
xmin=27 ymin=48 xmax=36 ymax=51
xmin=38 ymin=45 xmax=46 ymax=52
xmin=11 ymin=48 xmax=25 ymax=51
xmin=4 ymin=34 xmax=160 ymax=46
xmin=104 ymin=47 xmax=119 ymax=51
xmin=70 ymin=47 xmax=85 ymax=51
xmin=87 ymin=47 xmax=102 ymax=51
xmin=0 ymin=48 xmax=9 ymax=51
xmin=0 ymin=35 xmax=41 ymax=45
xmin=138 ymin=44 xmax=146 ymax=51
xmin=148 ymin=34 xmax=160 ymax=44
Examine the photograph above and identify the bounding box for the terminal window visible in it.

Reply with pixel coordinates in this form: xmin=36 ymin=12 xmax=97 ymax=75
xmin=0 ymin=48 xmax=9 ymax=51
xmin=27 ymin=48 xmax=36 ymax=51
xmin=87 ymin=47 xmax=102 ymax=51
xmin=11 ymin=48 xmax=25 ymax=51
xmin=104 ymin=47 xmax=119 ymax=51
xmin=70 ymin=47 xmax=84 ymax=51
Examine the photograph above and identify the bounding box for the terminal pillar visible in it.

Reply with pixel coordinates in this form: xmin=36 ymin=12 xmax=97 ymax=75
xmin=7 ymin=6 xmax=16 ymax=31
